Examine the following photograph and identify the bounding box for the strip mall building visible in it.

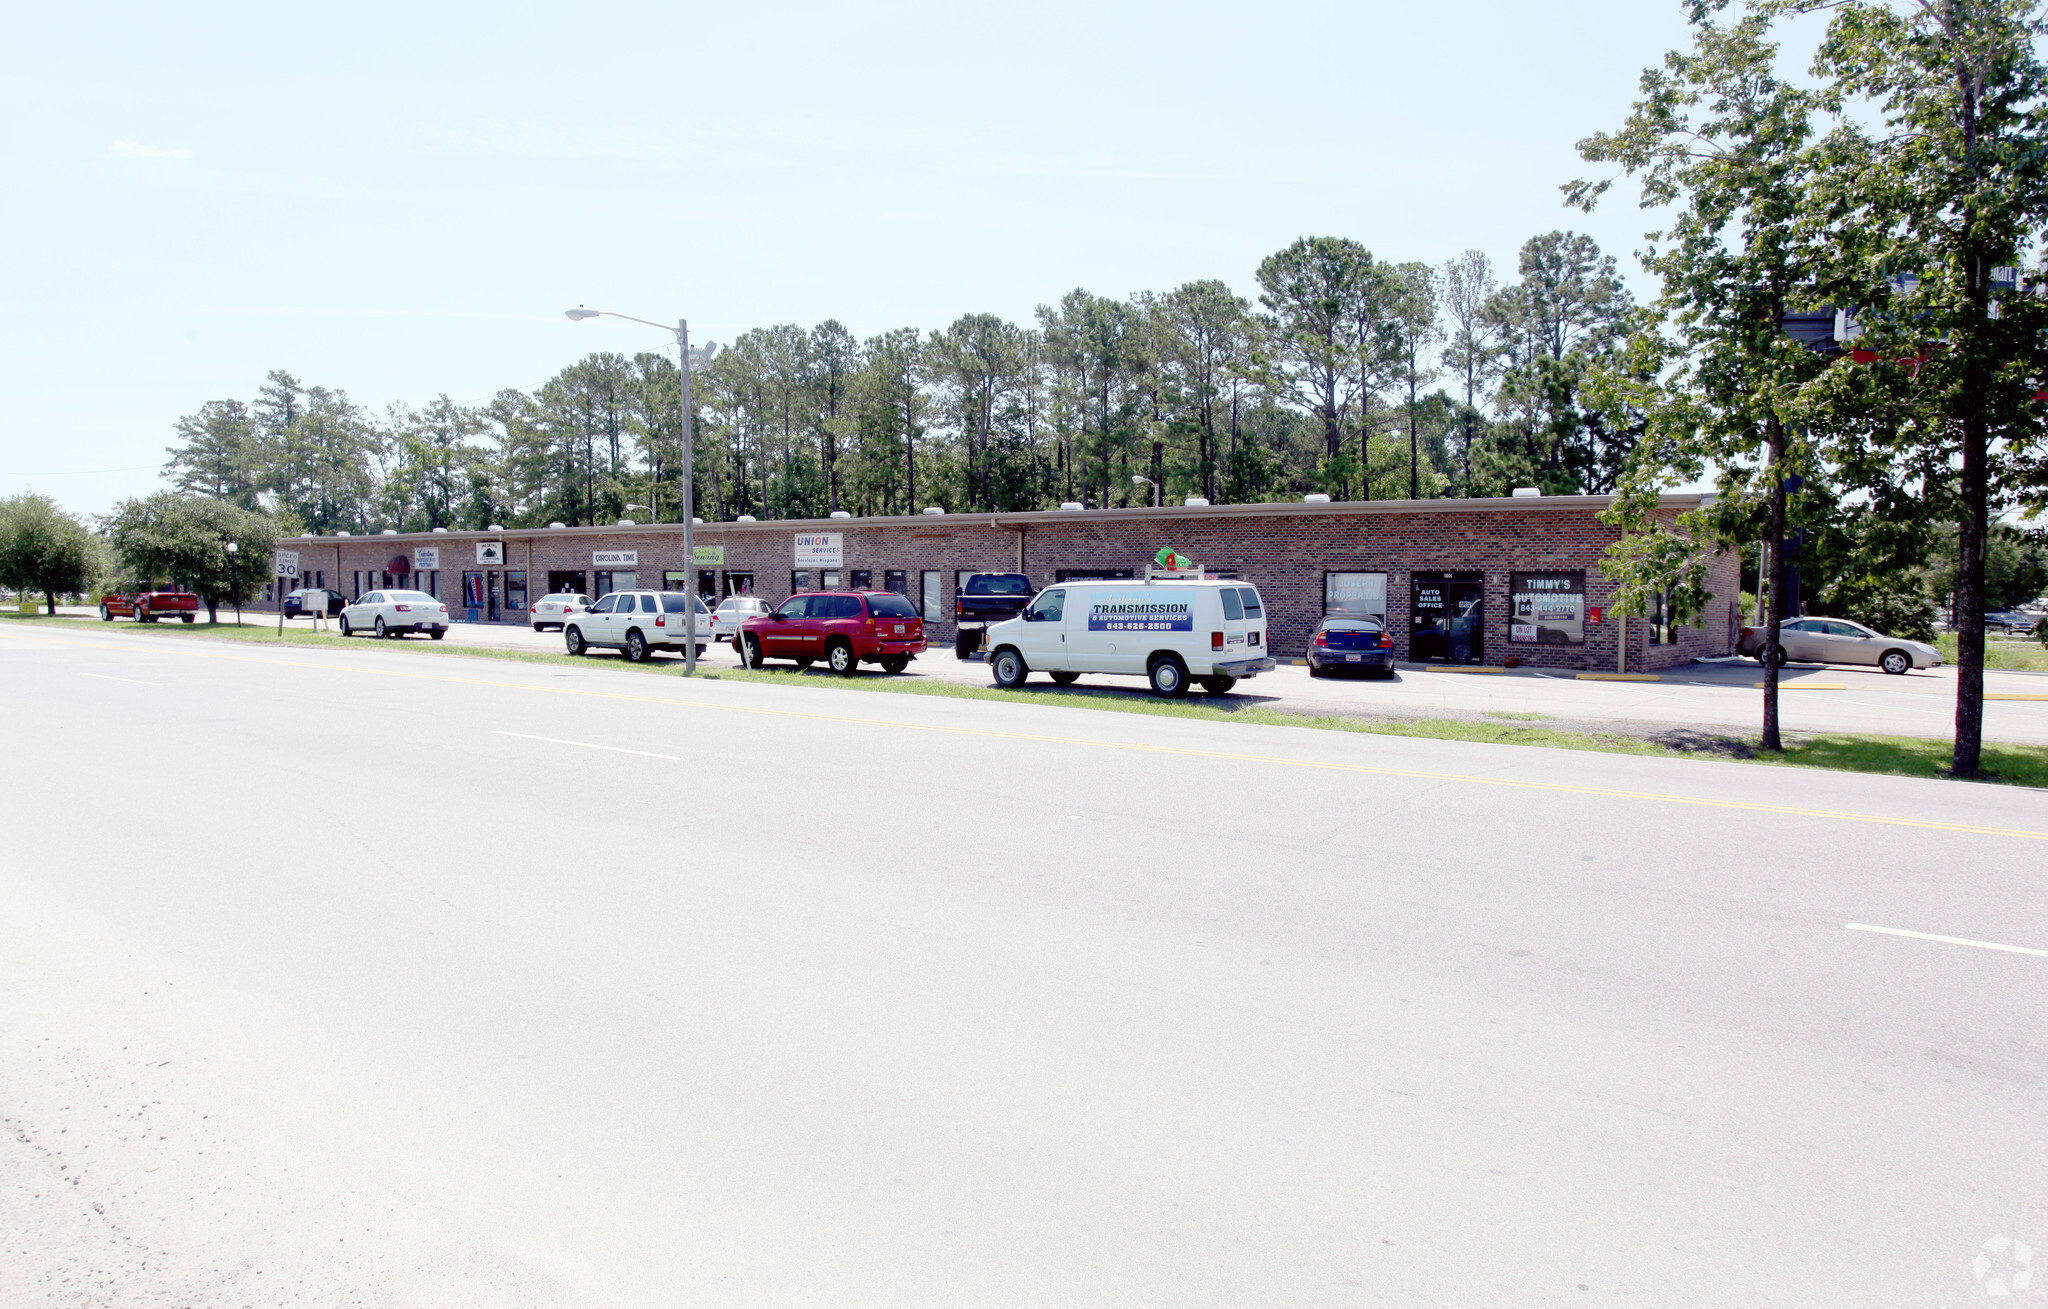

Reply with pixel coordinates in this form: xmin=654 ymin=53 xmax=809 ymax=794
xmin=265 ymin=492 xmax=1738 ymax=673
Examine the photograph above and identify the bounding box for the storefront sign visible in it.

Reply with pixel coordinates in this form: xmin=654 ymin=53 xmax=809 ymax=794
xmin=793 ymin=533 xmax=842 ymax=567
xmin=476 ymin=541 xmax=505 ymax=565
xmin=593 ymin=550 xmax=639 ymax=567
xmin=1085 ymin=591 xmax=1193 ymax=633
xmin=413 ymin=546 xmax=440 ymax=570
xmin=1510 ymin=571 xmax=1585 ymax=644
xmin=691 ymin=545 xmax=725 ymax=566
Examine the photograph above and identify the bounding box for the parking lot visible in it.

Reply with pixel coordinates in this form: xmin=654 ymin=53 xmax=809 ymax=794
xmin=389 ymin=615 xmax=2048 ymax=747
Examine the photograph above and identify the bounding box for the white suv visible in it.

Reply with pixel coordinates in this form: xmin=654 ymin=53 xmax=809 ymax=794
xmin=983 ymin=575 xmax=1275 ymax=697
xmin=563 ymin=590 xmax=712 ymax=662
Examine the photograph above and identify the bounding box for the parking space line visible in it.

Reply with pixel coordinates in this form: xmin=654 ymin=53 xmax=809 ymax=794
xmin=79 ymin=672 xmax=161 ymax=686
xmin=492 ymin=730 xmax=682 ymax=761
xmin=1846 ymin=922 xmax=2048 ymax=959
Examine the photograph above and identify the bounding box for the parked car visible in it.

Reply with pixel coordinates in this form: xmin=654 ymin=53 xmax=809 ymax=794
xmin=709 ymin=595 xmax=771 ymax=643
xmin=1985 ymin=610 xmax=2040 ymax=636
xmin=563 ymin=589 xmax=713 ymax=662
xmin=1306 ymin=616 xmax=1396 ymax=678
xmin=530 ymin=592 xmax=593 ymax=632
xmin=953 ymin=572 xmax=1037 ymax=658
xmin=735 ymin=590 xmax=926 ymax=675
xmin=101 ymin=587 xmax=199 ymax=623
xmin=1737 ymin=616 xmax=1941 ymax=674
xmin=282 ymin=587 xmax=345 ymax=619
xmin=982 ymin=575 xmax=1275 ymax=697
xmin=339 ymin=590 xmax=450 ymax=639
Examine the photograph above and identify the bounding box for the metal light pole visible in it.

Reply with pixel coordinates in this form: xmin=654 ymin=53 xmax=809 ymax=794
xmin=226 ymin=541 xmax=239 ymax=625
xmin=567 ymin=307 xmax=699 ymax=675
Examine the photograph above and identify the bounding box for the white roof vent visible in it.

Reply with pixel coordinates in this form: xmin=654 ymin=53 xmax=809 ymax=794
xmin=431 ymin=526 xmax=448 ymax=533
xmin=1184 ymin=496 xmax=1210 ymax=507
xmin=487 ymin=525 xmax=504 ymax=532
xmin=691 ymin=516 xmax=703 ymax=525
xmin=1511 ymin=487 xmax=1541 ymax=498
xmin=1059 ymin=501 xmax=1084 ymax=511
xmin=830 ymin=510 xmax=851 ymax=519
xmin=335 ymin=530 xmax=350 ymax=537
xmin=1303 ymin=493 xmax=1331 ymax=504
xmin=922 ymin=506 xmax=944 ymax=515
xmin=381 ymin=528 xmax=398 ymax=535
xmin=737 ymin=514 xmax=757 ymax=523
xmin=617 ymin=518 xmax=635 ymax=527
xmin=548 ymin=521 xmax=566 ymax=529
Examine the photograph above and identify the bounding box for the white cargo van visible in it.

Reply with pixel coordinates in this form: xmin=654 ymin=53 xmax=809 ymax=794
xmin=982 ymin=573 xmax=1276 ymax=697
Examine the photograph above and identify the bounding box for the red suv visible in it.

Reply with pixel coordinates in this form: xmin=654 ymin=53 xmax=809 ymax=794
xmin=736 ymin=590 xmax=926 ymax=675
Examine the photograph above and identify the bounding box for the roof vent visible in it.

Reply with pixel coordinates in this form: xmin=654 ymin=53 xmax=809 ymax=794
xmin=1059 ymin=501 xmax=1084 ymax=511
xmin=617 ymin=519 xmax=635 ymax=527
xmin=830 ymin=510 xmax=851 ymax=519
xmin=691 ymin=516 xmax=703 ymax=525
xmin=1303 ymin=493 xmax=1331 ymax=504
xmin=381 ymin=528 xmax=398 ymax=535
xmin=431 ymin=526 xmax=448 ymax=533
xmin=335 ymin=530 xmax=350 ymax=537
xmin=548 ymin=521 xmax=566 ymax=529
xmin=737 ymin=514 xmax=757 ymax=523
xmin=1511 ymin=487 xmax=1541 ymax=498
xmin=1184 ymin=496 xmax=1210 ymax=507
xmin=487 ymin=525 xmax=504 ymax=532
xmin=922 ymin=506 xmax=944 ymax=515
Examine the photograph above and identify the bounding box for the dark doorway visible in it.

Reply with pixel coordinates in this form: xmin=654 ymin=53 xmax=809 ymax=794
xmin=1410 ymin=572 xmax=1485 ymax=664
xmin=546 ymin=570 xmax=589 ymax=597
xmin=698 ymin=570 xmax=717 ymax=599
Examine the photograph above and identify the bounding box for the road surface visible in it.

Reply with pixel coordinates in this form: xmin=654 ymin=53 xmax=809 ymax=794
xmin=3 ymin=622 xmax=2045 ymax=1306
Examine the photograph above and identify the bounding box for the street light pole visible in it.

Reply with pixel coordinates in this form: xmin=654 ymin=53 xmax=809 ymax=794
xmin=568 ymin=306 xmax=698 ymax=674
xmin=226 ymin=541 xmax=239 ymax=626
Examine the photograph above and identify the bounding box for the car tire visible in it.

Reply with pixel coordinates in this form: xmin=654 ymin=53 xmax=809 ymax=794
xmin=696 ymin=645 xmax=707 ymax=658
xmin=430 ymin=627 xmax=446 ymax=641
xmin=565 ymin=625 xmax=588 ymax=657
xmin=739 ymin=634 xmax=763 ymax=669
xmin=1049 ymin=671 xmax=1080 ymax=685
xmin=625 ymin=630 xmax=652 ymax=663
xmin=99 ymin=604 xmax=110 ymax=621
xmin=1148 ymin=654 xmax=1190 ymax=698
xmin=532 ymin=623 xmax=545 ymax=633
xmin=955 ymin=631 xmax=978 ymax=660
xmin=991 ymin=647 xmax=1029 ymax=688
xmin=1756 ymin=642 xmax=1787 ymax=668
xmin=374 ymin=617 xmax=388 ymax=639
xmin=1200 ymin=675 xmax=1238 ymax=696
xmin=880 ymin=655 xmax=910 ymax=674
xmin=828 ymin=641 xmax=858 ymax=676
xmin=338 ymin=616 xmax=351 ymax=637
xmin=1879 ymin=648 xmax=1912 ymax=675
xmin=1306 ymin=660 xmax=1322 ymax=678
xmin=133 ymin=606 xmax=146 ymax=622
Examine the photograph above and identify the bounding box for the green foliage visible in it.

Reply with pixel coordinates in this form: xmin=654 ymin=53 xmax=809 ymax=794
xmin=106 ymin=493 xmax=282 ymax=619
xmin=0 ymin=494 xmax=99 ymax=611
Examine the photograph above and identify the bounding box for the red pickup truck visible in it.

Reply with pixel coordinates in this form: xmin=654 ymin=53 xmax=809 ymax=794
xmin=101 ymin=588 xmax=200 ymax=623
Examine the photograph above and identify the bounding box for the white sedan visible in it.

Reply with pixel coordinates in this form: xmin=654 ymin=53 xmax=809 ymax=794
xmin=531 ymin=592 xmax=593 ymax=632
xmin=709 ymin=595 xmax=770 ymax=644
xmin=339 ymin=590 xmax=450 ymax=639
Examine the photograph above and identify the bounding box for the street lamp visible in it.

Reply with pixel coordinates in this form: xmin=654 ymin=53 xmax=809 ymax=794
xmin=225 ymin=541 xmax=240 ymax=625
xmin=1132 ymin=474 xmax=1160 ymax=508
xmin=566 ymin=306 xmax=700 ymax=674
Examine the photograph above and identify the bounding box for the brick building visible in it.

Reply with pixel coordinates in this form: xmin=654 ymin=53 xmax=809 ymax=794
xmin=268 ymin=492 xmax=1738 ymax=673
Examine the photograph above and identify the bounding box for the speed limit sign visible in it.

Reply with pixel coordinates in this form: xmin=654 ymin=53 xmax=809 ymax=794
xmin=274 ymin=550 xmax=299 ymax=580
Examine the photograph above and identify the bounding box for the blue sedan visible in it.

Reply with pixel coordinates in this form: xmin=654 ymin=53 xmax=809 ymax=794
xmin=1306 ymin=617 xmax=1396 ymax=678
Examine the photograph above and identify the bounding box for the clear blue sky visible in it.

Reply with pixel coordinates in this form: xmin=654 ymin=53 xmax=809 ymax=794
xmin=0 ymin=0 xmax=1695 ymax=515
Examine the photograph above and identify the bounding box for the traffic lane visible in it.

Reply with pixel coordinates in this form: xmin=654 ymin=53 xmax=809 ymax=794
xmin=7 ymin=631 xmax=2048 ymax=1304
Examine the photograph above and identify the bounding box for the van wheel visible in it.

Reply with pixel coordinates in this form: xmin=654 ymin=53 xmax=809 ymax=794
xmin=991 ymin=648 xmax=1029 ymax=688
xmin=1200 ymin=675 xmax=1237 ymax=696
xmin=1880 ymin=649 xmax=1912 ymax=675
xmin=1049 ymin=671 xmax=1079 ymax=685
xmin=828 ymin=640 xmax=858 ymax=676
xmin=880 ymin=655 xmax=910 ymax=674
xmin=565 ymin=625 xmax=587 ymax=656
xmin=1148 ymin=654 xmax=1190 ymax=698
xmin=625 ymin=630 xmax=652 ymax=662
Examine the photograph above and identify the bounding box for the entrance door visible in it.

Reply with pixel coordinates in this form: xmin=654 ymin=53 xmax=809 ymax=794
xmin=1410 ymin=573 xmax=1485 ymax=664
xmin=547 ymin=570 xmax=588 ymax=598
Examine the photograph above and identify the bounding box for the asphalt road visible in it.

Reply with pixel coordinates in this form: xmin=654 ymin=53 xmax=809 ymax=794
xmin=3 ymin=623 xmax=2046 ymax=1307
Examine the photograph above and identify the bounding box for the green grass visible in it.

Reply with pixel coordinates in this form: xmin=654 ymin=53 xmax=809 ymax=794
xmin=1935 ymin=631 xmax=2048 ymax=672
xmin=26 ymin=612 xmax=2048 ymax=789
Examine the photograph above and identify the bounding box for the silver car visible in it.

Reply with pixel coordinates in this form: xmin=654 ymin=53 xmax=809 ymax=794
xmin=1741 ymin=616 xmax=1942 ymax=675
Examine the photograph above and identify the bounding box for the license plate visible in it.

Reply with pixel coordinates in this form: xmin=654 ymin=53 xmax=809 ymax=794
xmin=894 ymin=625 xmax=904 ymax=633
xmin=1346 ymin=654 xmax=1361 ymax=662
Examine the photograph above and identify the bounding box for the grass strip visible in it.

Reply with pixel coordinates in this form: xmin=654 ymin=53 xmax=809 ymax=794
xmin=18 ymin=613 xmax=2048 ymax=788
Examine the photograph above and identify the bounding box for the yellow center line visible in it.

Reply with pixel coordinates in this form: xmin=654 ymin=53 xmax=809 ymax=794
xmin=9 ymin=628 xmax=2047 ymax=842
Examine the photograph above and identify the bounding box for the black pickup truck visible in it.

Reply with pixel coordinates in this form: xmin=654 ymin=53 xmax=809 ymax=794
xmin=953 ymin=572 xmax=1036 ymax=658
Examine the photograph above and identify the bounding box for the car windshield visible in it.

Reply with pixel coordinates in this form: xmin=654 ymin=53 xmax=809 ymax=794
xmin=867 ymin=594 xmax=919 ymax=618
xmin=966 ymin=575 xmax=1032 ymax=596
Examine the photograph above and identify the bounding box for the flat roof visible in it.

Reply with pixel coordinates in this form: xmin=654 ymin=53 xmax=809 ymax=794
xmin=291 ymin=492 xmax=1712 ymax=544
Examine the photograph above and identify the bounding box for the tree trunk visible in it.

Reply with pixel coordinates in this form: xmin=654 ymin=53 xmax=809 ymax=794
xmin=1761 ymin=417 xmax=1787 ymax=752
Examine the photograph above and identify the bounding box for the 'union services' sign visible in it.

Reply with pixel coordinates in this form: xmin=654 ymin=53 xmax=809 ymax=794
xmin=793 ymin=533 xmax=842 ymax=567
xmin=1085 ymin=590 xmax=1193 ymax=633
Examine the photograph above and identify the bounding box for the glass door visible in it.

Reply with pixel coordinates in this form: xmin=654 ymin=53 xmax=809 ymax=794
xmin=1410 ymin=573 xmax=1485 ymax=664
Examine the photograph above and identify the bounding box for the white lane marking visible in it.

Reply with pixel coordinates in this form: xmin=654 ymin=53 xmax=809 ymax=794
xmin=491 ymin=730 xmax=681 ymax=761
xmin=1818 ymin=696 xmax=1946 ymax=715
xmin=1846 ymin=922 xmax=2048 ymax=959
xmin=1560 ymin=678 xmax=1706 ymax=705
xmin=80 ymin=672 xmax=161 ymax=686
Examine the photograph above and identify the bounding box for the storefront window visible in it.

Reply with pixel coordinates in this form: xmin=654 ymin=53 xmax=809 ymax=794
xmin=1649 ymin=591 xmax=1679 ymax=645
xmin=725 ymin=572 xmax=754 ymax=597
xmin=921 ymin=570 xmax=942 ymax=623
xmin=506 ymin=570 xmax=527 ymax=612
xmin=1324 ymin=571 xmax=1387 ymax=620
xmin=850 ymin=569 xmax=872 ymax=590
xmin=791 ymin=569 xmax=813 ymax=594
xmin=822 ymin=569 xmax=842 ymax=590
xmin=1509 ymin=571 xmax=1585 ymax=645
xmin=885 ymin=569 xmax=908 ymax=597
xmin=664 ymin=571 xmax=688 ymax=591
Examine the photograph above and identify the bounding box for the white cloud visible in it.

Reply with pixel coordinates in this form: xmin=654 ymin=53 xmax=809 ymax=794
xmin=109 ymin=140 xmax=192 ymax=161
